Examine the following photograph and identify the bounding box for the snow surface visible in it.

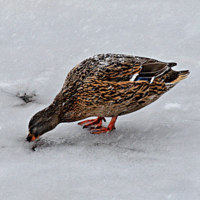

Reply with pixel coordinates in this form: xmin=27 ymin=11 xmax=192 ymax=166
xmin=0 ymin=0 xmax=200 ymax=199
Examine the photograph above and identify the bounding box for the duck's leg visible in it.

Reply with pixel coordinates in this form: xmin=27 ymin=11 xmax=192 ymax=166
xmin=90 ymin=116 xmax=118 ymax=134
xmin=78 ymin=117 xmax=106 ymax=128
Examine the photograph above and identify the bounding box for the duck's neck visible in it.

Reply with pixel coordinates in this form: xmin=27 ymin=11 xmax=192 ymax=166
xmin=40 ymin=97 xmax=61 ymax=131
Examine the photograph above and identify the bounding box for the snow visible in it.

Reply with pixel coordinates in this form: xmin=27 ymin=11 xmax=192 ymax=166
xmin=0 ymin=0 xmax=200 ymax=199
xmin=164 ymin=103 xmax=181 ymax=110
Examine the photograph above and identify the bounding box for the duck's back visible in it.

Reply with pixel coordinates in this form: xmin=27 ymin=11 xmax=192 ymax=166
xmin=63 ymin=53 xmax=173 ymax=85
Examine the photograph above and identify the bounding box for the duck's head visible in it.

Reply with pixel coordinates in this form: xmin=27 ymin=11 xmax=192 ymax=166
xmin=27 ymin=107 xmax=59 ymax=142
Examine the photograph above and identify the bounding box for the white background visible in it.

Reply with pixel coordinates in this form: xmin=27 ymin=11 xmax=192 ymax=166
xmin=0 ymin=0 xmax=199 ymax=199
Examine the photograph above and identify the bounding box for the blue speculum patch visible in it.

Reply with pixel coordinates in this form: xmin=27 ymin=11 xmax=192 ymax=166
xmin=135 ymin=76 xmax=152 ymax=82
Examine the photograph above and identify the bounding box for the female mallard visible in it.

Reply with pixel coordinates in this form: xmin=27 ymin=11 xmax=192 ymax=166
xmin=27 ymin=54 xmax=189 ymax=141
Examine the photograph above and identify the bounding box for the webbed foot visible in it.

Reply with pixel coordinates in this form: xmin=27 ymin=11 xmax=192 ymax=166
xmin=89 ymin=116 xmax=118 ymax=134
xmin=90 ymin=126 xmax=116 ymax=134
xmin=78 ymin=117 xmax=106 ymax=128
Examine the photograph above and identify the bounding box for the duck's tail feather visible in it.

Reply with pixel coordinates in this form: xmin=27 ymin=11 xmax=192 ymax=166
xmin=168 ymin=62 xmax=177 ymax=68
xmin=165 ymin=70 xmax=189 ymax=88
xmin=169 ymin=70 xmax=189 ymax=84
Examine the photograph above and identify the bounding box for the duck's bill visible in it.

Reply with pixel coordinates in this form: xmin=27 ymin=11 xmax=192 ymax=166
xmin=26 ymin=133 xmax=38 ymax=142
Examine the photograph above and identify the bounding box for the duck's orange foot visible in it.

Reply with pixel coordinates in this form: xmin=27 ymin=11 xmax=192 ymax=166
xmin=90 ymin=116 xmax=118 ymax=134
xmin=90 ymin=126 xmax=116 ymax=134
xmin=78 ymin=117 xmax=106 ymax=128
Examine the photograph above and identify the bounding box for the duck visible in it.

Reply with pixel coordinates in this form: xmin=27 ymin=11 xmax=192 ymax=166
xmin=27 ymin=53 xmax=189 ymax=142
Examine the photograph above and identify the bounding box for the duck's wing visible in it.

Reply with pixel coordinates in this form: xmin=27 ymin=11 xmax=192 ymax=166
xmin=64 ymin=54 xmax=176 ymax=85
xmin=136 ymin=59 xmax=176 ymax=78
xmin=75 ymin=54 xmax=177 ymax=83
